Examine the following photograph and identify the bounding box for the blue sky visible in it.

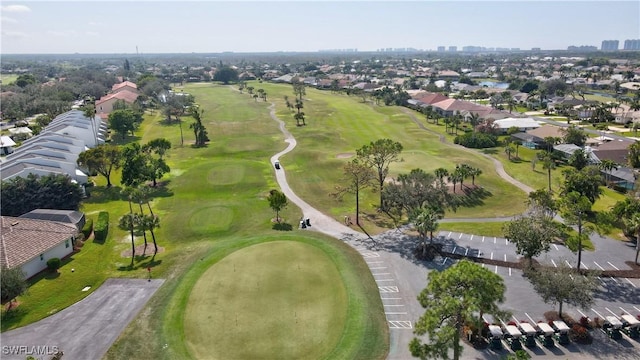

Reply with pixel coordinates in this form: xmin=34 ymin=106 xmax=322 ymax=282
xmin=1 ymin=1 xmax=639 ymax=54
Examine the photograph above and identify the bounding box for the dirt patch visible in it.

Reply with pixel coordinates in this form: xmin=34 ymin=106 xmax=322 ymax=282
xmin=121 ymin=244 xmax=165 ymax=258
xmin=336 ymin=153 xmax=354 ymax=159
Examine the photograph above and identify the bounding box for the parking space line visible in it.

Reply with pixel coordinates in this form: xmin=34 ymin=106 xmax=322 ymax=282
xmin=452 ymin=246 xmax=457 ymax=254
xmin=442 ymin=257 xmax=449 ymax=265
xmin=490 ymin=252 xmax=494 ymax=260
xmin=447 ymin=231 xmax=452 ymax=238
xmin=607 ymin=262 xmax=620 ymax=270
xmin=372 ymin=272 xmax=391 ymax=276
xmin=505 ymin=238 xmax=508 ymax=245
xmin=370 ymin=267 xmax=387 ymax=270
xmin=553 ymin=244 xmax=559 ymax=250
xmin=367 ymin=261 xmax=384 ymax=264
xmin=458 ymin=233 xmax=463 ymax=239
xmin=494 ymin=237 xmax=497 ymax=244
xmin=385 ymin=312 xmax=408 ymax=315
xmin=605 ymin=308 xmax=619 ymax=318
xmin=464 ymin=248 xmax=469 ymax=256
xmin=611 ymin=277 xmax=619 ymax=284
xmin=381 ymin=297 xmax=401 ymax=300
xmin=577 ymin=309 xmax=588 ymax=318
xmin=375 ymin=279 xmax=395 ymax=282
xmin=581 ymin=262 xmax=588 ymax=269
xmin=503 ymin=254 xmax=506 ymax=262
xmin=494 ymin=266 xmax=498 ymax=274
xmin=383 ymin=304 xmax=405 ymax=307
xmin=593 ymin=261 xmax=605 ymax=271
xmin=509 ymin=268 xmax=512 ymax=276
xmin=525 ymin=313 xmax=536 ymax=323
xmin=625 ymin=278 xmax=636 ymax=288
xmin=634 ymin=306 xmax=640 ymax=313
xmin=551 ymin=259 xmax=557 ymax=267
xmin=564 ymin=260 xmax=572 ymax=268
xmin=620 ymin=307 xmax=632 ymax=315
xmin=592 ymin=309 xmax=605 ymax=318
xmin=482 ymin=236 xmax=485 ymax=243
xmin=470 ymin=235 xmax=474 ymax=241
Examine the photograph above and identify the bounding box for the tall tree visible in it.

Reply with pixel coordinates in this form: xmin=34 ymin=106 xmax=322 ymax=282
xmin=189 ymin=107 xmax=209 ymax=147
xmin=356 ymin=139 xmax=403 ymax=207
xmin=502 ymin=215 xmax=556 ymax=268
xmin=568 ymin=148 xmax=590 ymax=170
xmin=561 ymin=166 xmax=603 ymax=204
xmin=0 ymin=174 xmax=83 ymax=216
xmin=332 ymin=159 xmax=376 ymax=226
xmin=0 ymin=267 xmax=28 ymax=310
xmin=561 ymin=125 xmax=587 ymax=147
xmin=267 ymin=189 xmax=288 ymax=223
xmin=526 ymin=189 xmax=558 ymax=221
xmin=77 ymin=144 xmax=122 ymax=187
xmin=526 ymin=265 xmax=597 ymax=317
xmin=121 ymin=143 xmax=149 ymax=187
xmin=213 ymin=66 xmax=239 ymax=84
xmin=108 ymin=109 xmax=138 ymax=140
xmin=536 ymin=152 xmax=556 ymax=191
xmin=559 ymin=191 xmax=592 ymax=271
xmin=411 ymin=260 xmax=505 ymax=360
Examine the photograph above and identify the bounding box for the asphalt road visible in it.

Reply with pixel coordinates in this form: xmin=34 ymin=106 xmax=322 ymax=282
xmin=0 ymin=279 xmax=164 ymax=360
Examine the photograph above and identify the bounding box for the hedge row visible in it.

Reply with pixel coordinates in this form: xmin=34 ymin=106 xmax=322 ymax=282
xmin=81 ymin=218 xmax=93 ymax=239
xmin=94 ymin=211 xmax=109 ymax=242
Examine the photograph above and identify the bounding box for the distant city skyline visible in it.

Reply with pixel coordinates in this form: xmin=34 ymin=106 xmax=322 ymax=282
xmin=1 ymin=1 xmax=639 ymax=54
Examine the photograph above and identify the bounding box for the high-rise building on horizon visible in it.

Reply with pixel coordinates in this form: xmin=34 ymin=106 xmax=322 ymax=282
xmin=601 ymin=40 xmax=619 ymax=51
xmin=437 ymin=46 xmax=445 ymax=52
xmin=624 ymin=39 xmax=640 ymax=50
xmin=448 ymin=46 xmax=457 ymax=52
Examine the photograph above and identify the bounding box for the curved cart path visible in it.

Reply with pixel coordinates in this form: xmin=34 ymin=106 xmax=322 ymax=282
xmin=268 ymin=103 xmax=640 ymax=360
xmin=399 ymin=107 xmax=534 ymax=195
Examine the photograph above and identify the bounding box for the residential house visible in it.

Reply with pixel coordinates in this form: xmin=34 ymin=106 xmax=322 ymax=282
xmin=95 ymin=81 xmax=139 ymax=119
xmin=493 ymin=117 xmax=541 ymax=134
xmin=19 ymin=209 xmax=86 ymax=231
xmin=111 ymin=81 xmax=138 ymax=95
xmin=0 ymin=216 xmax=77 ymax=279
xmin=0 ymin=135 xmax=16 ymax=155
xmin=511 ymin=124 xmax=566 ymax=148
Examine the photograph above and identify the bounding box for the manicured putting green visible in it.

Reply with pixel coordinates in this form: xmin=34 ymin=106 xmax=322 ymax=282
xmin=187 ymin=206 xmax=234 ymax=234
xmin=207 ymin=164 xmax=245 ymax=185
xmin=184 ymin=241 xmax=348 ymax=360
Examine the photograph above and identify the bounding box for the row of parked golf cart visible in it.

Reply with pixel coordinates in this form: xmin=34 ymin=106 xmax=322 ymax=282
xmin=486 ymin=314 xmax=640 ymax=352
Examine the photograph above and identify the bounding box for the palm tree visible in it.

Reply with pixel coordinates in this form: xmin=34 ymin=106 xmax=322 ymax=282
xmin=538 ymin=152 xmax=556 ymax=191
xmin=434 ymin=168 xmax=449 ymax=186
xmin=143 ymin=214 xmax=160 ymax=255
xmin=599 ymin=159 xmax=617 ymax=186
xmin=469 ymin=166 xmax=482 ymax=186
xmin=468 ymin=112 xmax=481 ymax=132
xmin=413 ymin=207 xmax=441 ymax=256
xmin=504 ymin=143 xmax=515 ymax=160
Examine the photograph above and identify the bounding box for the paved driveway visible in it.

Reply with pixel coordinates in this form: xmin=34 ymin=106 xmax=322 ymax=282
xmin=0 ymin=278 xmax=164 ymax=360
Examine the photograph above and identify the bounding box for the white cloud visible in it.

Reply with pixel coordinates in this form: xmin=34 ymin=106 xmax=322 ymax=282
xmin=86 ymin=31 xmax=99 ymax=36
xmin=1 ymin=5 xmax=31 ymax=13
xmin=1 ymin=30 xmax=28 ymax=38
xmin=1 ymin=16 xmax=18 ymax=23
xmin=88 ymin=21 xmax=102 ymax=26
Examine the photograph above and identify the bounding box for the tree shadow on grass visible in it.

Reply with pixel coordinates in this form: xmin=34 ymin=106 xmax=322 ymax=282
xmin=0 ymin=305 xmax=28 ymax=332
xmin=481 ymin=148 xmax=498 ymax=155
xmin=117 ymin=257 xmax=162 ymax=272
xmin=84 ymin=185 xmax=127 ymax=204
xmin=453 ymin=187 xmax=492 ymax=208
xmin=272 ymin=222 xmax=293 ymax=231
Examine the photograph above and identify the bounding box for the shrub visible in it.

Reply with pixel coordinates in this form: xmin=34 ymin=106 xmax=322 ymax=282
xmin=94 ymin=211 xmax=109 ymax=242
xmin=81 ymin=218 xmax=93 ymax=239
xmin=570 ymin=324 xmax=592 ymax=344
xmin=454 ymin=132 xmax=498 ymax=148
xmin=46 ymin=257 xmax=61 ymax=271
xmin=579 ymin=316 xmax=590 ymax=329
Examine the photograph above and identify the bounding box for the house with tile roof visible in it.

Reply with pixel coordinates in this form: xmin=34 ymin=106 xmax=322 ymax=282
xmin=95 ymin=90 xmax=140 ymax=119
xmin=111 ymin=81 xmax=138 ymax=94
xmin=1 ymin=216 xmax=77 ymax=278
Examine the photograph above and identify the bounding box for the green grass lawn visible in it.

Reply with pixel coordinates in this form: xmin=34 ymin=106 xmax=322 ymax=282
xmin=439 ymin=221 xmax=507 ymax=237
xmin=182 ymin=239 xmax=386 ymax=360
xmin=0 ymin=73 xmax=18 ymax=85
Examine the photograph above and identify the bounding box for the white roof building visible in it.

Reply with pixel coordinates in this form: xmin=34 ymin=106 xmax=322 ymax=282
xmin=493 ymin=117 xmax=541 ymax=133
